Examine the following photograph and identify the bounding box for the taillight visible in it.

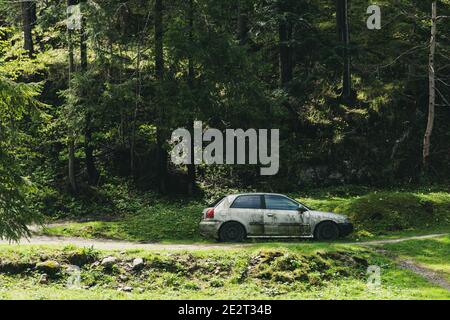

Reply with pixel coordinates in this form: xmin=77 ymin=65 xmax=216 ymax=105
xmin=206 ymin=208 xmax=215 ymax=219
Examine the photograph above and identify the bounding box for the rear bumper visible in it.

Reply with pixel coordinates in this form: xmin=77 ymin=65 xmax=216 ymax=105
xmin=338 ymin=223 xmax=354 ymax=237
xmin=199 ymin=220 xmax=221 ymax=239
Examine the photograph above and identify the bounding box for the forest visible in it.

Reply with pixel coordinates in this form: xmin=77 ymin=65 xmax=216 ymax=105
xmin=0 ymin=0 xmax=450 ymax=241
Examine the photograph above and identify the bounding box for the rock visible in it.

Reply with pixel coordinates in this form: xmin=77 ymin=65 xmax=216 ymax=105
xmin=66 ymin=252 xmax=97 ymax=266
xmin=119 ymin=274 xmax=128 ymax=281
xmin=329 ymin=172 xmax=344 ymax=181
xmin=39 ymin=273 xmax=48 ymax=284
xmin=36 ymin=260 xmax=61 ymax=275
xmin=101 ymin=256 xmax=117 ymax=268
xmin=132 ymin=258 xmax=144 ymax=270
xmin=353 ymin=256 xmax=369 ymax=267
xmin=119 ymin=286 xmax=133 ymax=292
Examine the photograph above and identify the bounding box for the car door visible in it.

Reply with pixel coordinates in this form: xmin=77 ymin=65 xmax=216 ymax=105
xmin=263 ymin=195 xmax=304 ymax=236
xmin=229 ymin=195 xmax=265 ymax=236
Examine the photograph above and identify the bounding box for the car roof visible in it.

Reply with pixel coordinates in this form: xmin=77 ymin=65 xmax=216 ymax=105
xmin=228 ymin=193 xmax=289 ymax=198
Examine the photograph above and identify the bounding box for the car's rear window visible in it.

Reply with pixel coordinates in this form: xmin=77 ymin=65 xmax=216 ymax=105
xmin=231 ymin=196 xmax=263 ymax=209
xmin=209 ymin=197 xmax=225 ymax=208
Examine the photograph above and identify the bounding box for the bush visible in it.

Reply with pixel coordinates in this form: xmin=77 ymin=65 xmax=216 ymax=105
xmin=344 ymin=192 xmax=438 ymax=233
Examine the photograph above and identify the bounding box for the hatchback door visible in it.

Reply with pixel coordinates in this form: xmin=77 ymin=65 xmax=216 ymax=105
xmin=263 ymin=195 xmax=304 ymax=236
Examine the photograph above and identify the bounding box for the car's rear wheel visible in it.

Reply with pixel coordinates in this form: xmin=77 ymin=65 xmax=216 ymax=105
xmin=315 ymin=222 xmax=339 ymax=241
xmin=219 ymin=222 xmax=246 ymax=243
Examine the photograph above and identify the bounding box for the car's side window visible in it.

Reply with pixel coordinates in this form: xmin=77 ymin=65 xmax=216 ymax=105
xmin=265 ymin=195 xmax=299 ymax=211
xmin=231 ymin=196 xmax=263 ymax=209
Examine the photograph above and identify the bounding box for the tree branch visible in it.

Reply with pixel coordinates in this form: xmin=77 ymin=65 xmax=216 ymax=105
xmin=436 ymin=87 xmax=450 ymax=107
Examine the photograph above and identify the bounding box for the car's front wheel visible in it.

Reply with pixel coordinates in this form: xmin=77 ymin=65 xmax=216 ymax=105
xmin=315 ymin=222 xmax=339 ymax=241
xmin=219 ymin=222 xmax=246 ymax=243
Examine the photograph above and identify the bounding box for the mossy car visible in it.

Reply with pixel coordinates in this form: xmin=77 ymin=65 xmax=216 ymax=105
xmin=199 ymin=194 xmax=354 ymax=242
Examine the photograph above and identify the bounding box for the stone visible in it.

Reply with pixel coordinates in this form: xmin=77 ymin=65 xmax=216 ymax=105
xmin=101 ymin=256 xmax=118 ymax=268
xmin=329 ymin=172 xmax=343 ymax=180
xmin=39 ymin=273 xmax=48 ymax=284
xmin=132 ymin=258 xmax=144 ymax=270
xmin=119 ymin=274 xmax=128 ymax=281
xmin=36 ymin=260 xmax=61 ymax=275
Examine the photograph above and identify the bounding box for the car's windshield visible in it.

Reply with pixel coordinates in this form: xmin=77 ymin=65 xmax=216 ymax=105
xmin=289 ymin=197 xmax=312 ymax=211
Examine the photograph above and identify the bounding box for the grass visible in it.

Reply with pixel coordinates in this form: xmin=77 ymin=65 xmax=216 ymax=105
xmin=40 ymin=186 xmax=450 ymax=243
xmin=0 ymin=242 xmax=449 ymax=300
xmin=41 ymin=202 xmax=206 ymax=243
xmin=9 ymin=186 xmax=450 ymax=300
xmin=297 ymin=190 xmax=450 ymax=235
xmin=382 ymin=236 xmax=450 ymax=282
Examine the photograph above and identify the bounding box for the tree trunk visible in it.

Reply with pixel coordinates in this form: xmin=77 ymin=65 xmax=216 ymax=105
xmin=279 ymin=2 xmax=293 ymax=87
xmin=336 ymin=0 xmax=352 ymax=101
xmin=80 ymin=2 xmax=88 ymax=71
xmin=68 ymin=0 xmax=77 ymax=193
xmin=238 ymin=0 xmax=249 ymax=46
xmin=21 ymin=0 xmax=35 ymax=57
xmin=155 ymin=0 xmax=168 ymax=193
xmin=423 ymin=1 xmax=437 ymax=171
xmin=85 ymin=114 xmax=99 ymax=185
xmin=187 ymin=0 xmax=196 ymax=195
xmin=131 ymin=40 xmax=141 ymax=176
xmin=155 ymin=0 xmax=164 ymax=81
xmin=79 ymin=1 xmax=99 ymax=185
xmin=68 ymin=139 xmax=77 ymax=193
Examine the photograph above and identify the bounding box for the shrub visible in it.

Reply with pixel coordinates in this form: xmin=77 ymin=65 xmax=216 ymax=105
xmin=344 ymin=192 xmax=438 ymax=233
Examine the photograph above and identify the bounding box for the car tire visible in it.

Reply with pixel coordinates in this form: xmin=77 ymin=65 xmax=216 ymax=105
xmin=219 ymin=222 xmax=246 ymax=243
xmin=315 ymin=222 xmax=340 ymax=241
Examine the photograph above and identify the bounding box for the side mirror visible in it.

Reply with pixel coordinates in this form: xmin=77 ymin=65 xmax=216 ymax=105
xmin=297 ymin=207 xmax=308 ymax=214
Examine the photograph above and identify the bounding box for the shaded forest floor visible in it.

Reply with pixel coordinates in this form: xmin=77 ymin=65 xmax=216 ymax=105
xmin=37 ymin=185 xmax=450 ymax=243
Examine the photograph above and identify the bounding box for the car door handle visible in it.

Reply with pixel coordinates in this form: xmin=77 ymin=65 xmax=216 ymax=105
xmin=267 ymin=213 xmax=274 ymax=217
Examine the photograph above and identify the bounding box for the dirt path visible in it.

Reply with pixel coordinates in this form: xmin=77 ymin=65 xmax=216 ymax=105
xmin=397 ymin=259 xmax=450 ymax=291
xmin=351 ymin=233 xmax=449 ymax=246
xmin=0 ymin=236 xmax=248 ymax=251
xmin=0 ymin=233 xmax=447 ymax=251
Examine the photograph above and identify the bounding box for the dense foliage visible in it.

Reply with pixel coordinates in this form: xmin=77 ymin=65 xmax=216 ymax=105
xmin=0 ymin=77 xmax=42 ymax=240
xmin=0 ymin=1 xmax=449 ymax=236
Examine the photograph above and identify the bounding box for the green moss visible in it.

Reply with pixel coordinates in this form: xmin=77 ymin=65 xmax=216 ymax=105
xmin=0 ymin=246 xmax=372 ymax=291
xmin=36 ymin=260 xmax=61 ymax=276
xmin=242 ymin=249 xmax=368 ymax=288
xmin=0 ymin=241 xmax=449 ymax=300
xmin=342 ymin=192 xmax=433 ymax=232
xmin=63 ymin=247 xmax=98 ymax=266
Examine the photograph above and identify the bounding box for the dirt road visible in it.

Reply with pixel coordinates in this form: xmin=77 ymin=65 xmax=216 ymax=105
xmin=397 ymin=258 xmax=450 ymax=291
xmin=0 ymin=233 xmax=447 ymax=251
xmin=0 ymin=236 xmax=246 ymax=251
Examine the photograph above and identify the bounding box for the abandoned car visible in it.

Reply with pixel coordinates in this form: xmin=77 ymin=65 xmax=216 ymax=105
xmin=199 ymin=193 xmax=354 ymax=242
